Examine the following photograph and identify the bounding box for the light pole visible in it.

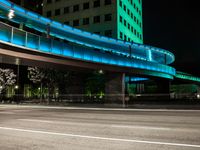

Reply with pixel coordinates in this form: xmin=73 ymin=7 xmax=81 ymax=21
xmin=15 ymin=58 xmax=20 ymax=103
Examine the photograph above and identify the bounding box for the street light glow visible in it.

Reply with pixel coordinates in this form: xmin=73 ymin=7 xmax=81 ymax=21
xmin=15 ymin=85 xmax=19 ymax=89
xmin=8 ymin=9 xmax=15 ymax=19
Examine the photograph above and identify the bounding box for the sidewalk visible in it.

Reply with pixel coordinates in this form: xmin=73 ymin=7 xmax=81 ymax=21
xmin=1 ymin=102 xmax=200 ymax=110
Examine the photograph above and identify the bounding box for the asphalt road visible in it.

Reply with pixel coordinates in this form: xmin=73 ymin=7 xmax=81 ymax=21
xmin=0 ymin=105 xmax=200 ymax=150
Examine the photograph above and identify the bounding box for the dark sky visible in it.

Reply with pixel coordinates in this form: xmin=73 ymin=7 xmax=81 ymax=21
xmin=143 ymin=0 xmax=200 ymax=74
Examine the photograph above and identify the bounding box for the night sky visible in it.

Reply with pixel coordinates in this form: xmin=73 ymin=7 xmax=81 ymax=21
xmin=143 ymin=0 xmax=200 ymax=74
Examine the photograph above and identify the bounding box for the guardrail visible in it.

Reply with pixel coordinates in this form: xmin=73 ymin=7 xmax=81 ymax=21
xmin=0 ymin=21 xmax=175 ymax=79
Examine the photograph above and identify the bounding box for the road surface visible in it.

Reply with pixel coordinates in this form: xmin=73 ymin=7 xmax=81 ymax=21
xmin=0 ymin=105 xmax=200 ymax=150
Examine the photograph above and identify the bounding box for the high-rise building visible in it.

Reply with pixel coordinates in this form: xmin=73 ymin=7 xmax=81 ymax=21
xmin=10 ymin=0 xmax=43 ymax=14
xmin=43 ymin=0 xmax=143 ymax=43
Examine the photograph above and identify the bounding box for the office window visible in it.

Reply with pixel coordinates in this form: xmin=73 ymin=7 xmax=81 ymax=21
xmin=83 ymin=2 xmax=90 ymax=9
xmin=131 ymin=26 xmax=133 ymax=32
xmin=120 ymin=32 xmax=123 ymax=39
xmin=104 ymin=14 xmax=112 ymax=21
xmin=94 ymin=0 xmax=100 ymax=7
xmin=64 ymin=21 xmax=69 ymax=25
xmin=73 ymin=19 xmax=79 ymax=26
xmin=140 ymin=34 xmax=142 ymax=40
xmin=46 ymin=11 xmax=51 ymax=17
xmin=127 ymin=9 xmax=130 ymax=15
xmin=119 ymin=0 xmax=122 ymax=7
xmin=94 ymin=32 xmax=100 ymax=35
xmin=128 ymin=23 xmax=130 ymax=29
xmin=47 ymin=0 xmax=52 ymax=4
xmin=123 ymin=5 xmax=126 ymax=11
xmin=105 ymin=30 xmax=112 ymax=37
xmin=55 ymin=9 xmax=60 ymax=16
xmin=94 ymin=16 xmax=100 ymax=23
xmin=139 ymin=10 xmax=141 ymax=16
xmin=64 ymin=7 xmax=69 ymax=14
xmin=83 ymin=18 xmax=89 ymax=25
xmin=131 ymin=12 xmax=133 ymax=19
xmin=134 ymin=16 xmax=136 ymax=22
xmin=124 ymin=35 xmax=127 ymax=41
xmin=73 ymin=5 xmax=79 ymax=12
xmin=105 ymin=0 xmax=111 ymax=5
xmin=120 ymin=16 xmax=122 ymax=23
xmin=124 ymin=20 xmax=126 ymax=26
xmin=134 ymin=29 xmax=136 ymax=35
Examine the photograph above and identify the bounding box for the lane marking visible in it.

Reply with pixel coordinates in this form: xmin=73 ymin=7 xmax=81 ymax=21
xmin=0 ymin=126 xmax=200 ymax=148
xmin=111 ymin=125 xmax=171 ymax=131
xmin=19 ymin=119 xmax=172 ymax=131
xmin=0 ymin=112 xmax=15 ymax=114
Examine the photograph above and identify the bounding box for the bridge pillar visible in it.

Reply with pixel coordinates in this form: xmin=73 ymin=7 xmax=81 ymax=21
xmin=155 ymin=79 xmax=171 ymax=100
xmin=155 ymin=79 xmax=170 ymax=93
xmin=66 ymin=73 xmax=85 ymax=101
xmin=105 ymin=73 xmax=125 ymax=107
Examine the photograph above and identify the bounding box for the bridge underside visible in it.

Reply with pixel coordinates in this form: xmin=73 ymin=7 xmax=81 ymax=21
xmin=0 ymin=43 xmax=172 ymax=104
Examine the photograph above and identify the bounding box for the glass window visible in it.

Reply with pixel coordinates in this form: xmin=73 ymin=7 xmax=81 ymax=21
xmin=124 ymin=20 xmax=126 ymax=26
xmin=131 ymin=26 xmax=133 ymax=32
xmin=124 ymin=35 xmax=127 ymax=41
xmin=94 ymin=16 xmax=100 ymax=23
xmin=123 ymin=5 xmax=126 ymax=12
xmin=64 ymin=21 xmax=69 ymax=25
xmin=83 ymin=2 xmax=90 ymax=9
xmin=120 ymin=0 xmax=122 ymax=7
xmin=131 ymin=12 xmax=133 ymax=19
xmin=105 ymin=30 xmax=112 ymax=37
xmin=94 ymin=32 xmax=100 ymax=35
xmin=73 ymin=19 xmax=79 ymax=26
xmin=73 ymin=5 xmax=79 ymax=12
xmin=120 ymin=32 xmax=123 ymax=39
xmin=94 ymin=0 xmax=100 ymax=7
xmin=46 ymin=11 xmax=51 ymax=17
xmin=127 ymin=9 xmax=130 ymax=15
xmin=55 ymin=9 xmax=60 ymax=16
xmin=105 ymin=0 xmax=111 ymax=5
xmin=64 ymin=7 xmax=69 ymax=14
xmin=47 ymin=0 xmax=52 ymax=4
xmin=104 ymin=14 xmax=112 ymax=21
xmin=83 ymin=18 xmax=90 ymax=25
xmin=120 ymin=16 xmax=122 ymax=23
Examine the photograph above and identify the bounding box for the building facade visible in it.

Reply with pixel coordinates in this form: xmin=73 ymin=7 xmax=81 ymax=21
xmin=10 ymin=0 xmax=43 ymax=14
xmin=43 ymin=0 xmax=143 ymax=43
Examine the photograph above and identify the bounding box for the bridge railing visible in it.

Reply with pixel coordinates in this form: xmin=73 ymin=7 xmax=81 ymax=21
xmin=0 ymin=21 xmax=175 ymax=78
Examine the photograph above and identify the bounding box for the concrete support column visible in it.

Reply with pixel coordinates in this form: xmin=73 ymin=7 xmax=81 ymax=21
xmin=105 ymin=73 xmax=125 ymax=107
xmin=156 ymin=80 xmax=170 ymax=94
xmin=66 ymin=73 xmax=85 ymax=101
xmin=155 ymin=79 xmax=171 ymax=100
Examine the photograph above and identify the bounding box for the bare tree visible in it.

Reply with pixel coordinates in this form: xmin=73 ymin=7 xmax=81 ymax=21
xmin=0 ymin=68 xmax=16 ymax=94
xmin=28 ymin=66 xmax=45 ymax=102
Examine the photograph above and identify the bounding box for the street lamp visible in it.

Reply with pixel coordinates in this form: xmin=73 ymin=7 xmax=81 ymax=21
xmin=14 ymin=85 xmax=19 ymax=90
